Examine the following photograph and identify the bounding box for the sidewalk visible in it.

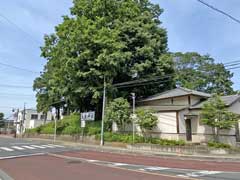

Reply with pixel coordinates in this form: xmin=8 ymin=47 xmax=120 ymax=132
xmin=26 ymin=137 xmax=240 ymax=162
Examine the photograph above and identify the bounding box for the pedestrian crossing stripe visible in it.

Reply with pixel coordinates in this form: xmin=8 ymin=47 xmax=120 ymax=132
xmin=0 ymin=147 xmax=14 ymax=152
xmin=11 ymin=146 xmax=25 ymax=150
xmin=0 ymin=144 xmax=65 ymax=152
xmin=40 ymin=145 xmax=56 ymax=148
xmin=22 ymin=146 xmax=36 ymax=150
xmin=30 ymin=145 xmax=47 ymax=149
xmin=48 ymin=144 xmax=65 ymax=148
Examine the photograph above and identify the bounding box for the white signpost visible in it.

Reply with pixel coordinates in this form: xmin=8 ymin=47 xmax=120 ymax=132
xmin=81 ymin=120 xmax=86 ymax=128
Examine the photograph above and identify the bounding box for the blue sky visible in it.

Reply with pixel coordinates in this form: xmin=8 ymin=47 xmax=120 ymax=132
xmin=0 ymin=0 xmax=239 ymax=117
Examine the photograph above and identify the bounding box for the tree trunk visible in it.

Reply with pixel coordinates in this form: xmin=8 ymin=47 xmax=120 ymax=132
xmin=56 ymin=107 xmax=60 ymax=120
xmin=235 ymin=121 xmax=240 ymax=142
xmin=212 ymin=127 xmax=218 ymax=142
xmin=216 ymin=127 xmax=220 ymax=143
xmin=44 ymin=112 xmax=47 ymax=124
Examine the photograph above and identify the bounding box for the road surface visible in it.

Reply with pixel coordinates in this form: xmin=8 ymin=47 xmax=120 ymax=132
xmin=0 ymin=137 xmax=240 ymax=180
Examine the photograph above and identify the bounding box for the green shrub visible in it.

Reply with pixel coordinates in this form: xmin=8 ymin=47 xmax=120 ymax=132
xmin=25 ymin=128 xmax=39 ymax=134
xmin=86 ymin=126 xmax=101 ymax=136
xmin=207 ymin=141 xmax=231 ymax=149
xmin=40 ymin=126 xmax=54 ymax=134
xmin=95 ymin=132 xmax=185 ymax=146
xmin=62 ymin=126 xmax=81 ymax=135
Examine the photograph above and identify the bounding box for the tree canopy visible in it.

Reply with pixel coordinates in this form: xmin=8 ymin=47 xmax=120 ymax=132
xmin=34 ymin=0 xmax=173 ymax=115
xmin=34 ymin=1 xmax=235 ymax=118
xmin=173 ymin=52 xmax=234 ymax=95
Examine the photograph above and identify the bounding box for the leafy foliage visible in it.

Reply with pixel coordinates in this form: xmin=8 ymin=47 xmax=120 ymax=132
xmin=207 ymin=141 xmax=231 ymax=149
xmin=105 ymin=98 xmax=131 ymax=131
xmin=95 ymin=132 xmax=185 ymax=146
xmin=0 ymin=112 xmax=4 ymax=128
xmin=25 ymin=114 xmax=101 ymax=136
xmin=136 ymin=108 xmax=158 ymax=135
xmin=173 ymin=52 xmax=234 ymax=95
xmin=201 ymin=94 xmax=238 ymax=142
xmin=33 ymin=0 xmax=173 ymax=116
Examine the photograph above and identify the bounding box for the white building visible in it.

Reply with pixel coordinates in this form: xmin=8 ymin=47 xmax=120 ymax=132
xmin=16 ymin=109 xmax=53 ymax=134
xmin=136 ymin=87 xmax=240 ymax=145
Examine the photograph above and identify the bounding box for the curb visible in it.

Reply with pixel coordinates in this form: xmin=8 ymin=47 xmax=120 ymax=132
xmin=25 ymin=137 xmax=240 ymax=162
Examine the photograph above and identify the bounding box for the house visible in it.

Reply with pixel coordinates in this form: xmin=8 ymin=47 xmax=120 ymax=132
xmin=15 ymin=109 xmax=53 ymax=134
xmin=137 ymin=87 xmax=240 ymax=145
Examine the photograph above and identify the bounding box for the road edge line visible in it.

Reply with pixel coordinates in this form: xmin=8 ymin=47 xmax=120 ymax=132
xmin=0 ymin=153 xmax=45 ymax=160
xmin=47 ymin=153 xmax=197 ymax=180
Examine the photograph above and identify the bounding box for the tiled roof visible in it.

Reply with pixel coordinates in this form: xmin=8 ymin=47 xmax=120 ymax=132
xmin=139 ymin=87 xmax=211 ymax=102
xmin=190 ymin=95 xmax=240 ymax=109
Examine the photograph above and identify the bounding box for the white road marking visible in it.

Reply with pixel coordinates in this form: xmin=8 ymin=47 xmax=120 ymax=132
xmin=88 ymin=160 xmax=98 ymax=162
xmin=178 ymin=171 xmax=222 ymax=178
xmin=11 ymin=146 xmax=25 ymax=150
xmin=47 ymin=144 xmax=65 ymax=148
xmin=144 ymin=167 xmax=170 ymax=171
xmin=30 ymin=145 xmax=47 ymax=149
xmin=0 ymin=153 xmax=45 ymax=160
xmin=112 ymin=163 xmax=128 ymax=166
xmin=40 ymin=145 xmax=56 ymax=148
xmin=0 ymin=147 xmax=14 ymax=152
xmin=22 ymin=146 xmax=36 ymax=150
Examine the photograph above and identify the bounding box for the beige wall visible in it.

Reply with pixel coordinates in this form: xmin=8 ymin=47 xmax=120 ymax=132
xmin=154 ymin=112 xmax=177 ymax=133
xmin=190 ymin=95 xmax=204 ymax=105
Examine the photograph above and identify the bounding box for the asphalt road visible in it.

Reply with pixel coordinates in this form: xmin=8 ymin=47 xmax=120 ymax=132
xmin=0 ymin=137 xmax=240 ymax=180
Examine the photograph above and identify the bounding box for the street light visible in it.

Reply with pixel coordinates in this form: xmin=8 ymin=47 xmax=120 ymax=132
xmin=131 ymin=93 xmax=136 ymax=145
xmin=100 ymin=76 xmax=106 ymax=146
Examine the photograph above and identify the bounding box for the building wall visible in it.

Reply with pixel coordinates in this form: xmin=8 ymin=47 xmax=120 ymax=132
xmin=154 ymin=112 xmax=177 ymax=133
xmin=16 ymin=109 xmax=53 ymax=134
xmin=139 ymin=95 xmax=204 ymax=107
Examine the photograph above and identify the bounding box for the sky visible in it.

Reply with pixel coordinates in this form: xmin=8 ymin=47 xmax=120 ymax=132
xmin=0 ymin=0 xmax=239 ymax=117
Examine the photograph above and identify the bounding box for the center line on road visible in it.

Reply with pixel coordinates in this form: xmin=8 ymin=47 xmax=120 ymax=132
xmin=0 ymin=147 xmax=14 ymax=152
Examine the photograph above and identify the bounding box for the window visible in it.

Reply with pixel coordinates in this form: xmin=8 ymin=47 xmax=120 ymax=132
xmin=31 ymin=114 xmax=38 ymax=120
xmin=40 ymin=115 xmax=46 ymax=120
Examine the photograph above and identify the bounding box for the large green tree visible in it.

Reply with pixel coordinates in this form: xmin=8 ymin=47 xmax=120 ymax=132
xmin=173 ymin=52 xmax=234 ymax=95
xmin=34 ymin=0 xmax=173 ymax=116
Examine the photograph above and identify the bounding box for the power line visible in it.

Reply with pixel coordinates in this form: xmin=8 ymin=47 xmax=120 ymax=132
xmin=114 ymin=64 xmax=240 ymax=88
xmin=224 ymin=62 xmax=240 ymax=67
xmin=0 ymin=61 xmax=40 ymax=74
xmin=0 ymin=84 xmax=32 ymax=89
xmin=0 ymin=12 xmax=41 ymax=44
xmin=227 ymin=66 xmax=240 ymax=70
xmin=224 ymin=60 xmax=240 ymax=65
xmin=196 ymin=0 xmax=240 ymax=25
xmin=0 ymin=93 xmax=34 ymax=97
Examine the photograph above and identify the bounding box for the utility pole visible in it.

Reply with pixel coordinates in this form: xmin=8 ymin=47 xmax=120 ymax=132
xmin=22 ymin=103 xmax=26 ymax=138
xmin=100 ymin=76 xmax=106 ymax=146
xmin=131 ymin=93 xmax=136 ymax=145
xmin=54 ymin=114 xmax=57 ymax=143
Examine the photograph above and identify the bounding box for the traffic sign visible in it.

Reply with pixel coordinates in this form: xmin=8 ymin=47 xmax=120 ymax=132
xmin=81 ymin=111 xmax=95 ymax=121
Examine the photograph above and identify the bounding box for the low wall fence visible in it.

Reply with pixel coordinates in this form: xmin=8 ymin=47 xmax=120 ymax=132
xmin=127 ymin=143 xmax=240 ymax=155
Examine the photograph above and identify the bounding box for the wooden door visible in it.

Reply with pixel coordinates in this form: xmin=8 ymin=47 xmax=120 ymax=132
xmin=185 ymin=119 xmax=192 ymax=141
